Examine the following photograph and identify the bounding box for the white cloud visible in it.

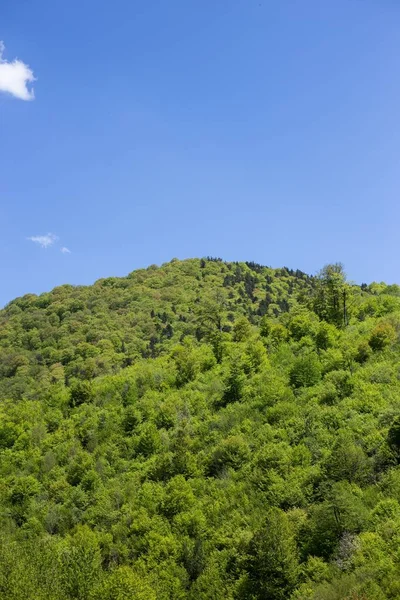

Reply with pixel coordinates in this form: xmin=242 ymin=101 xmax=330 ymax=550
xmin=61 ymin=246 xmax=71 ymax=254
xmin=0 ymin=41 xmax=36 ymax=101
xmin=28 ymin=233 xmax=58 ymax=248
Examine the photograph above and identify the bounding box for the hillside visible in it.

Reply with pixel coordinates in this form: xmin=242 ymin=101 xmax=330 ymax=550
xmin=1 ymin=258 xmax=400 ymax=599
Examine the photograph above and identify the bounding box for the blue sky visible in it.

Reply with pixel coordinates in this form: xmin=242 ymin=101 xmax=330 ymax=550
xmin=1 ymin=0 xmax=400 ymax=306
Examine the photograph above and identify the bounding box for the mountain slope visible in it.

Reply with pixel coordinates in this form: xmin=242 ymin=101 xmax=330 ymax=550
xmin=0 ymin=258 xmax=313 ymax=399
xmin=1 ymin=258 xmax=400 ymax=599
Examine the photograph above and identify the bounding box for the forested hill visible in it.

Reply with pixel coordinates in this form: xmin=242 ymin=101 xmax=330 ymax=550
xmin=2 ymin=258 xmax=400 ymax=599
xmin=0 ymin=258 xmax=314 ymax=400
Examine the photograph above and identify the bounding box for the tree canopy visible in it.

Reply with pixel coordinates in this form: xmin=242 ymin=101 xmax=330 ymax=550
xmin=1 ymin=257 xmax=400 ymax=599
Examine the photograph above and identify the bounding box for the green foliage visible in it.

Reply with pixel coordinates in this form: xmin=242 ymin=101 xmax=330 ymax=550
xmin=387 ymin=417 xmax=400 ymax=459
xmin=289 ymin=354 xmax=322 ymax=388
xmin=1 ymin=258 xmax=400 ymax=599
xmin=287 ymin=310 xmax=318 ymax=341
xmin=368 ymin=321 xmax=397 ymax=351
xmin=243 ymin=507 xmax=299 ymax=599
xmin=354 ymin=340 xmax=372 ymax=364
xmin=324 ymin=434 xmax=369 ymax=484
xmin=222 ymin=360 xmax=247 ymax=405
xmin=60 ymin=526 xmax=102 ymax=600
xmin=172 ymin=340 xmax=215 ymax=386
xmin=69 ymin=380 xmax=94 ymax=407
xmin=313 ymin=263 xmax=349 ymax=327
xmin=315 ymin=322 xmax=337 ymax=350
xmin=208 ymin=435 xmax=250 ymax=476
xmin=94 ymin=566 xmax=156 ymax=600
xmin=232 ymin=317 xmax=252 ymax=342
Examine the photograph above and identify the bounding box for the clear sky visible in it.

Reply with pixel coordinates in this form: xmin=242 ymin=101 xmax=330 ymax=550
xmin=1 ymin=0 xmax=400 ymax=306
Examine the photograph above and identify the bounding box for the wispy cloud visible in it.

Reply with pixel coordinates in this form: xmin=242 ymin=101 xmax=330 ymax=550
xmin=0 ymin=41 xmax=35 ymax=101
xmin=61 ymin=246 xmax=71 ymax=254
xmin=28 ymin=233 xmax=58 ymax=248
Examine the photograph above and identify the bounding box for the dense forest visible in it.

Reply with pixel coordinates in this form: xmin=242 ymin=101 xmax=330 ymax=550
xmin=1 ymin=257 xmax=400 ymax=599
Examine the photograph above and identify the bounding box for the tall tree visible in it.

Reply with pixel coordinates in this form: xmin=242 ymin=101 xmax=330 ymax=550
xmin=244 ymin=508 xmax=299 ymax=599
xmin=313 ymin=263 xmax=349 ymax=327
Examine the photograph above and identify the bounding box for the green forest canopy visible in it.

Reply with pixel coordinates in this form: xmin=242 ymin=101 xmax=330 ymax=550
xmin=1 ymin=257 xmax=400 ymax=599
